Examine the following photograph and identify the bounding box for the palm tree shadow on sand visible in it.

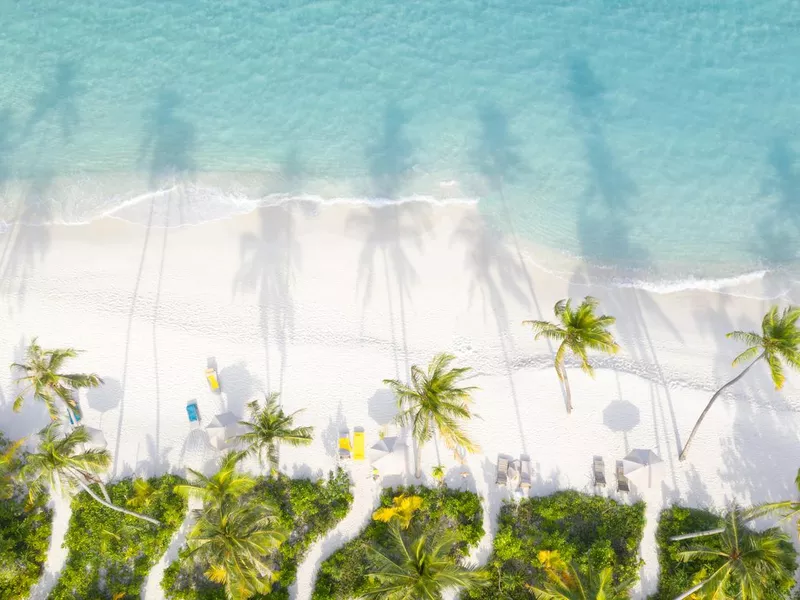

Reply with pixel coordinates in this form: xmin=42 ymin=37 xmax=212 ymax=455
xmin=234 ymin=205 xmax=302 ymax=394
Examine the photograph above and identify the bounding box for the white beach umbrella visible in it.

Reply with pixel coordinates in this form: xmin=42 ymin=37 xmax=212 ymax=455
xmin=368 ymin=436 xmax=406 ymax=472
xmin=81 ymin=426 xmax=107 ymax=450
xmin=206 ymin=412 xmax=245 ymax=451
xmin=622 ymin=448 xmax=665 ymax=488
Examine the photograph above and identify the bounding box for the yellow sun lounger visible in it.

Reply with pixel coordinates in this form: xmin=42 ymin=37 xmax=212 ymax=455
xmin=353 ymin=428 xmax=365 ymax=460
xmin=338 ymin=432 xmax=352 ymax=460
xmin=205 ymin=368 xmax=220 ymax=392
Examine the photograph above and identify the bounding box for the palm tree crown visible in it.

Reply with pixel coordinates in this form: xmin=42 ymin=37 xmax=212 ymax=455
xmin=523 ymin=296 xmax=619 ymax=413
xmin=673 ymin=506 xmax=796 ymax=599
xmin=11 ymin=338 xmax=103 ymax=420
xmin=364 ymin=522 xmax=487 ymax=599
xmin=234 ymin=393 xmax=313 ymax=474
xmin=747 ymin=467 xmax=800 ymax=539
xmin=680 ymin=305 xmax=800 ymax=460
xmin=531 ymin=562 xmax=631 ymax=600
xmin=186 ymin=502 xmax=287 ymax=600
xmin=174 ymin=450 xmax=256 ymax=509
xmin=384 ymin=352 xmax=479 ymax=478
xmin=0 ymin=435 xmax=24 ymax=500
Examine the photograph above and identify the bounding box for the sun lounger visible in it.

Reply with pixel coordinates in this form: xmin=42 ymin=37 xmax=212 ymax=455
xmin=186 ymin=401 xmax=200 ymax=424
xmin=616 ymin=460 xmax=629 ymax=492
xmin=205 ymin=367 xmax=220 ymax=392
xmin=338 ymin=431 xmax=352 ymax=460
xmin=593 ymin=456 xmax=606 ymax=487
xmin=353 ymin=428 xmax=365 ymax=460
xmin=67 ymin=402 xmax=82 ymax=426
xmin=496 ymin=455 xmax=509 ymax=486
xmin=519 ymin=456 xmax=531 ymax=492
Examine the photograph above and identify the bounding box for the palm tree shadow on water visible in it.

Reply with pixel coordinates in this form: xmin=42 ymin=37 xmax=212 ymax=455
xmin=349 ymin=103 xmax=430 ymax=379
xmin=566 ymin=56 xmax=684 ymax=460
xmin=112 ymin=89 xmax=196 ymax=475
xmin=21 ymin=61 xmax=83 ymax=142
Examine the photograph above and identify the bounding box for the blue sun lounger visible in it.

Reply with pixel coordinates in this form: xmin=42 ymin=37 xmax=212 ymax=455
xmin=186 ymin=401 xmax=200 ymax=424
xmin=68 ymin=403 xmax=82 ymax=426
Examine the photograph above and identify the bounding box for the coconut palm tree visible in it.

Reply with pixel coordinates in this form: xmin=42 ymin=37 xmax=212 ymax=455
xmin=22 ymin=421 xmax=159 ymax=525
xmin=234 ymin=393 xmax=313 ymax=475
xmin=531 ymin=563 xmax=631 ymax=600
xmin=680 ymin=305 xmax=800 ymax=460
xmin=11 ymin=338 xmax=103 ymax=420
xmin=384 ymin=352 xmax=479 ymax=478
xmin=671 ymin=506 xmax=796 ymax=599
xmin=746 ymin=467 xmax=800 ymax=538
xmin=174 ymin=450 xmax=256 ymax=509
xmin=364 ymin=521 xmax=487 ymax=599
xmin=523 ymin=297 xmax=619 ymax=413
xmin=185 ymin=501 xmax=287 ymax=600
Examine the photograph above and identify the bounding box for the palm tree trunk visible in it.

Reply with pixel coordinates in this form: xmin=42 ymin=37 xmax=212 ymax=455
xmin=674 ymin=579 xmax=710 ymax=600
xmin=560 ymin=364 xmax=573 ymax=413
xmin=414 ymin=438 xmax=422 ymax=479
xmin=74 ymin=478 xmax=161 ymax=526
xmin=669 ymin=528 xmax=725 ymax=541
xmin=679 ymin=353 xmax=764 ymax=461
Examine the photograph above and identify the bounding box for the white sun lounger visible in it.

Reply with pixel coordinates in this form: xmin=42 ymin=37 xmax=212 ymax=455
xmin=519 ymin=456 xmax=531 ymax=492
xmin=496 ymin=455 xmax=509 ymax=486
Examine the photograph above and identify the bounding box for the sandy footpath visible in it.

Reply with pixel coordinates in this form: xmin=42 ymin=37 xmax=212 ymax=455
xmin=1 ymin=201 xmax=798 ymax=598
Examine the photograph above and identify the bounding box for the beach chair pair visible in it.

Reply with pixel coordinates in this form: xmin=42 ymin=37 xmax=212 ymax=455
xmin=592 ymin=457 xmax=628 ymax=492
xmin=496 ymin=455 xmax=531 ymax=492
xmin=338 ymin=427 xmax=365 ymax=460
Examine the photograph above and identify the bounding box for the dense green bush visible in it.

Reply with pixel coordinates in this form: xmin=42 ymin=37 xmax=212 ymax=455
xmin=49 ymin=474 xmax=187 ymax=600
xmin=163 ymin=468 xmax=353 ymax=599
xmin=0 ymin=434 xmax=53 ymax=600
xmin=468 ymin=490 xmax=645 ymax=599
xmin=650 ymin=505 xmax=797 ymax=600
xmin=312 ymin=485 xmax=484 ymax=600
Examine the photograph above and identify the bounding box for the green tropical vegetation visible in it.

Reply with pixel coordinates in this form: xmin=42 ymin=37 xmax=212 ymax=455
xmin=747 ymin=467 xmax=800 ymax=538
xmin=680 ymin=304 xmax=800 ymax=460
xmin=49 ymin=474 xmax=187 ymax=600
xmin=23 ymin=421 xmax=159 ymax=525
xmin=523 ymin=296 xmax=620 ymax=413
xmin=312 ymin=485 xmax=484 ymax=600
xmin=0 ymin=433 xmax=53 ymax=600
xmin=11 ymin=338 xmax=102 ymax=420
xmin=362 ymin=520 xmax=488 ymax=599
xmin=383 ymin=352 xmax=479 ymax=478
xmin=531 ymin=559 xmax=632 ymax=600
xmin=651 ymin=505 xmax=797 ymax=600
xmin=163 ymin=468 xmax=352 ymax=600
xmin=468 ymin=491 xmax=645 ymax=600
xmin=234 ymin=393 xmax=314 ymax=475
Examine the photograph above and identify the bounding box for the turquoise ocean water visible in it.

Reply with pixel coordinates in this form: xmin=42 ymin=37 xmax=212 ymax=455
xmin=1 ymin=0 xmax=799 ymax=288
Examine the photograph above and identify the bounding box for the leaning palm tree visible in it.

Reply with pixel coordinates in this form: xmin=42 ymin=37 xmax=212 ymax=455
xmin=22 ymin=421 xmax=159 ymax=525
xmin=185 ymin=501 xmax=287 ymax=600
xmin=671 ymin=506 xmax=796 ymax=599
xmin=363 ymin=521 xmax=487 ymax=599
xmin=234 ymin=392 xmax=313 ymax=475
xmin=680 ymin=305 xmax=800 ymax=460
xmin=531 ymin=563 xmax=632 ymax=600
xmin=523 ymin=297 xmax=619 ymax=413
xmin=174 ymin=450 xmax=256 ymax=509
xmin=11 ymin=338 xmax=103 ymax=420
xmin=384 ymin=353 xmax=479 ymax=478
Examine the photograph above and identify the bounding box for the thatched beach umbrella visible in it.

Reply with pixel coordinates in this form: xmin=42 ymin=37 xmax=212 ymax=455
xmin=206 ymin=412 xmax=244 ymax=451
xmin=622 ymin=448 xmax=665 ymax=489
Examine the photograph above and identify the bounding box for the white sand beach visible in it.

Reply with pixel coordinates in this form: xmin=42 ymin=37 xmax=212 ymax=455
xmin=1 ymin=201 xmax=799 ymax=599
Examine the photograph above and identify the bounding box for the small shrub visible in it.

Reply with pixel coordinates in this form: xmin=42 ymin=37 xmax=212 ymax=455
xmin=0 ymin=434 xmax=53 ymax=600
xmin=311 ymin=485 xmax=484 ymax=600
xmin=468 ymin=490 xmax=645 ymax=599
xmin=49 ymin=474 xmax=187 ymax=600
xmin=163 ymin=468 xmax=353 ymax=599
